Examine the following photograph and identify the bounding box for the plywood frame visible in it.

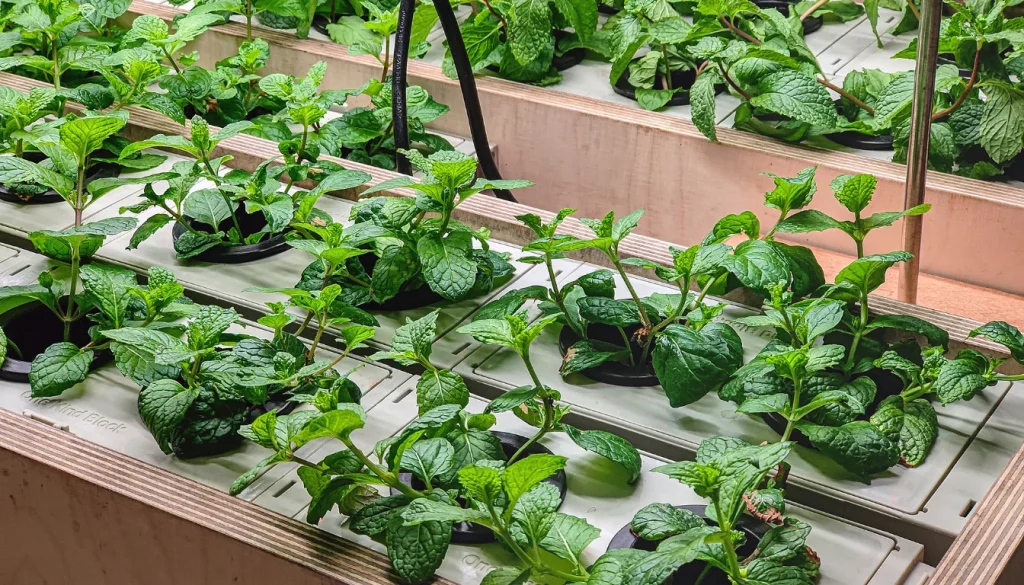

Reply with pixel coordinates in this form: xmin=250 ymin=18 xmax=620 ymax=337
xmin=112 ymin=1 xmax=1024 ymax=298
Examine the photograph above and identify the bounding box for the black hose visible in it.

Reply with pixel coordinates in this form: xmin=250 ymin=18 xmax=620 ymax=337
xmin=390 ymin=0 xmax=516 ymax=201
xmin=392 ymin=0 xmax=415 ymax=175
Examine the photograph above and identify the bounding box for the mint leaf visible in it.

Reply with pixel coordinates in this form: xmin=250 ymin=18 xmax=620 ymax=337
xmin=292 ymin=407 xmax=367 ymax=446
xmin=756 ymin=517 xmax=811 ymax=563
xmin=481 ymin=567 xmax=531 ymax=585
xmin=795 ymin=420 xmax=899 ymax=478
xmin=539 ymin=512 xmax=600 ymax=562
xmin=138 ymin=378 xmax=200 ymax=453
xmin=835 ymin=252 xmax=912 ymax=296
xmin=970 ymin=321 xmax=1024 ymax=361
xmin=503 ymin=454 xmax=568 ymax=508
xmin=864 ymin=314 xmax=949 ymax=348
xmin=350 ymin=494 xmax=413 ymax=536
xmin=722 ymin=239 xmax=790 ymax=292
xmin=385 ymin=512 xmax=451 ymax=585
xmin=653 ymin=323 xmax=743 ymax=407
xmin=631 ymin=503 xmax=704 ymax=540
xmin=400 ymin=438 xmax=456 ymax=484
xmin=401 ymin=498 xmax=490 ymax=525
xmin=486 ymin=385 xmax=540 ymax=413
xmin=417 ymin=232 xmax=477 ymax=300
xmin=416 ymin=369 xmax=469 ymax=413
xmin=563 ymin=425 xmax=641 ymax=483
xmin=690 ymin=70 xmax=720 ymax=141
xmin=830 ymin=173 xmax=876 ymax=214
xmin=934 ymin=359 xmax=989 ymax=405
xmin=869 ymin=396 xmax=938 ymax=467
xmin=751 ymin=70 xmax=837 ymax=128
xmin=980 ymin=83 xmax=1024 ymax=164
xmin=508 ymin=0 xmax=551 ymax=65
xmin=183 ymin=188 xmax=233 ymax=230
xmin=509 ymin=482 xmax=559 ymax=547
xmin=29 ymin=343 xmax=94 ymax=397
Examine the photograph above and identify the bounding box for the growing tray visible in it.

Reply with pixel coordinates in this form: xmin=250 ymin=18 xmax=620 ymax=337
xmin=252 ymin=382 xmax=925 ymax=585
xmin=0 ymin=250 xmax=413 ymax=496
xmin=450 ymin=261 xmax=1024 ymax=562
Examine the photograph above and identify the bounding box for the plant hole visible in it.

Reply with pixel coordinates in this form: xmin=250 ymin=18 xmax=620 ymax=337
xmin=272 ymin=480 xmax=296 ymax=498
xmin=886 ymin=16 xmax=895 ymax=23
xmin=452 ymin=342 xmax=471 ymax=355
xmin=832 ymin=57 xmax=841 ymax=66
xmin=392 ymin=388 xmax=413 ymax=403
xmin=960 ymin=500 xmax=977 ymax=518
xmin=8 ymin=264 xmax=29 ymax=276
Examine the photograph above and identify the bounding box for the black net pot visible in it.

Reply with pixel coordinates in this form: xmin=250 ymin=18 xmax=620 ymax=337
xmin=552 ymin=30 xmax=586 ymax=71
xmin=597 ymin=1 xmax=619 ymax=15
xmin=356 ymin=253 xmax=446 ymax=312
xmin=171 ymin=210 xmax=291 ymax=264
xmin=760 ymin=371 xmax=903 ymax=448
xmin=0 ymin=152 xmax=119 ymax=205
xmin=936 ymin=54 xmax=973 ymax=79
xmin=392 ymin=431 xmax=568 ymax=544
xmin=827 ymin=100 xmax=893 ymax=150
xmin=613 ymin=59 xmax=709 ymax=108
xmin=754 ymin=0 xmax=822 ymax=35
xmin=558 ymin=323 xmax=660 ymax=387
xmin=0 ymin=299 xmax=112 ymax=383
xmin=606 ymin=504 xmax=766 ymax=585
xmin=311 ymin=14 xmax=334 ymax=36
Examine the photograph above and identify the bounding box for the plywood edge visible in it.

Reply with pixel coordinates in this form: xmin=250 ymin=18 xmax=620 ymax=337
xmin=124 ymin=0 xmax=1024 ymax=210
xmin=0 ymin=408 xmax=452 ymax=585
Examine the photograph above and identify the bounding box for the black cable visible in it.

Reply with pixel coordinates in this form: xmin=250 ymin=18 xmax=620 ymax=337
xmin=391 ymin=0 xmax=415 ymax=175
xmin=390 ymin=0 xmax=516 ymax=201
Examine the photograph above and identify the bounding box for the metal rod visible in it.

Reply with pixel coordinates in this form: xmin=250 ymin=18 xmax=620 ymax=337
xmin=899 ymin=0 xmax=942 ymax=304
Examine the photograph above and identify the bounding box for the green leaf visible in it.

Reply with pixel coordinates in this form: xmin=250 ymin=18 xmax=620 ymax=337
xmin=756 ymin=517 xmax=811 ymax=563
xmin=970 ymin=321 xmax=1024 ymax=362
xmin=385 ymin=512 xmax=451 ymax=585
xmin=539 ymin=512 xmax=600 ymax=563
xmin=743 ymin=558 xmax=815 ymax=585
xmin=774 ymin=210 xmax=841 ymax=234
xmin=576 ymin=297 xmax=642 ymax=327
xmin=416 ymin=369 xmax=469 ymax=413
xmin=864 ymin=314 xmax=949 ymax=348
xmin=980 ymin=83 xmax=1024 ymax=164
xmin=349 ymin=494 xmax=413 ymax=536
xmin=292 ymin=407 xmax=366 ymax=445
xmin=562 ymin=425 xmax=641 ymax=483
xmin=503 ymin=454 xmax=568 ymax=508
xmin=830 ymin=174 xmax=876 ymax=214
xmin=138 ymin=379 xmax=200 ymax=453
xmin=402 ymin=498 xmax=490 ymax=526
xmin=509 ymin=482 xmax=560 ymax=547
xmin=401 ymin=438 xmax=456 ymax=484
xmin=795 ymin=420 xmax=899 ymax=478
xmin=872 ymin=71 xmax=915 ymax=130
xmin=486 ymin=386 xmax=540 ymax=413
xmin=933 ymin=359 xmax=989 ymax=405
xmin=630 ymin=503 xmax=705 ymax=540
xmin=869 ymin=396 xmax=938 ymax=467
xmin=737 ymin=393 xmax=790 ymax=415
xmin=624 ymin=527 xmax=713 ymax=585
xmin=459 ymin=464 xmax=504 ymax=504
xmin=560 ymin=341 xmax=628 ymax=376
xmin=508 ymin=0 xmax=552 ymax=65
xmin=60 ymin=116 xmax=126 ymax=165
xmin=417 ymin=233 xmax=477 ymax=301
xmin=29 ymin=343 xmax=94 ymax=398
xmin=80 ymin=264 xmax=135 ymax=326
xmin=370 ymin=244 xmax=418 ymax=303
xmin=763 ymin=166 xmax=817 ymax=213
xmin=0 ymin=156 xmax=75 ymax=198
xmin=690 ymin=71 xmax=720 ymax=141
xmin=457 ymin=318 xmax=516 ymax=347
xmin=653 ymin=323 xmax=743 ymax=407
xmin=722 ymin=239 xmax=790 ymax=292
xmin=183 ymin=188 xmax=233 ymax=229
xmin=230 ymin=451 xmax=288 ymax=496
xmin=835 ymin=252 xmax=912 ymax=296
xmin=481 ymin=567 xmax=532 ymax=585
xmin=127 ymin=213 xmax=173 ymax=250
xmin=751 ymin=70 xmax=837 ymax=128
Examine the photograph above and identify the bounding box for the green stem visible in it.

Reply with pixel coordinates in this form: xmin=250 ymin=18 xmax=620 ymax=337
xmin=508 ymin=350 xmax=555 ymax=464
xmin=721 ymin=521 xmax=743 ymax=579
xmin=63 ymin=252 xmax=80 ymax=343
xmin=616 ymin=326 xmax=635 ymax=367
xmin=780 ymin=376 xmax=802 ymax=443
xmin=610 ymin=253 xmax=651 ymax=327
xmin=340 ymin=437 xmax=425 ymax=498
xmin=694 ymin=565 xmax=713 ymax=585
xmin=161 ymin=46 xmax=182 ymax=74
xmin=844 ymin=293 xmax=870 ymax=374
xmin=306 ymin=320 xmax=327 ymax=363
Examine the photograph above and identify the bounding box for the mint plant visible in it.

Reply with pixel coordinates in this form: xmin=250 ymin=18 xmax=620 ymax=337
xmin=232 ymin=311 xmax=640 ymax=584
xmin=320 ymin=82 xmax=453 ymax=170
xmin=104 ymin=298 xmax=372 ymax=456
xmin=446 ymin=0 xmax=598 ymax=84
xmin=284 ymin=149 xmax=531 ymax=306
xmin=630 ymin=437 xmax=820 ymax=585
xmin=118 ymin=116 xmax=372 ymax=259
xmin=722 ymin=168 xmax=955 ymax=477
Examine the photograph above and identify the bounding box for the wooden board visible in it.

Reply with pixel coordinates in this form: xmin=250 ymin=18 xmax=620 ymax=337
xmin=115 ymin=1 xmax=1024 ymax=298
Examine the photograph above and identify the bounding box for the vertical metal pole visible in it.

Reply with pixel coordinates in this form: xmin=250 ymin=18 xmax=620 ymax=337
xmin=899 ymin=0 xmax=942 ymax=304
